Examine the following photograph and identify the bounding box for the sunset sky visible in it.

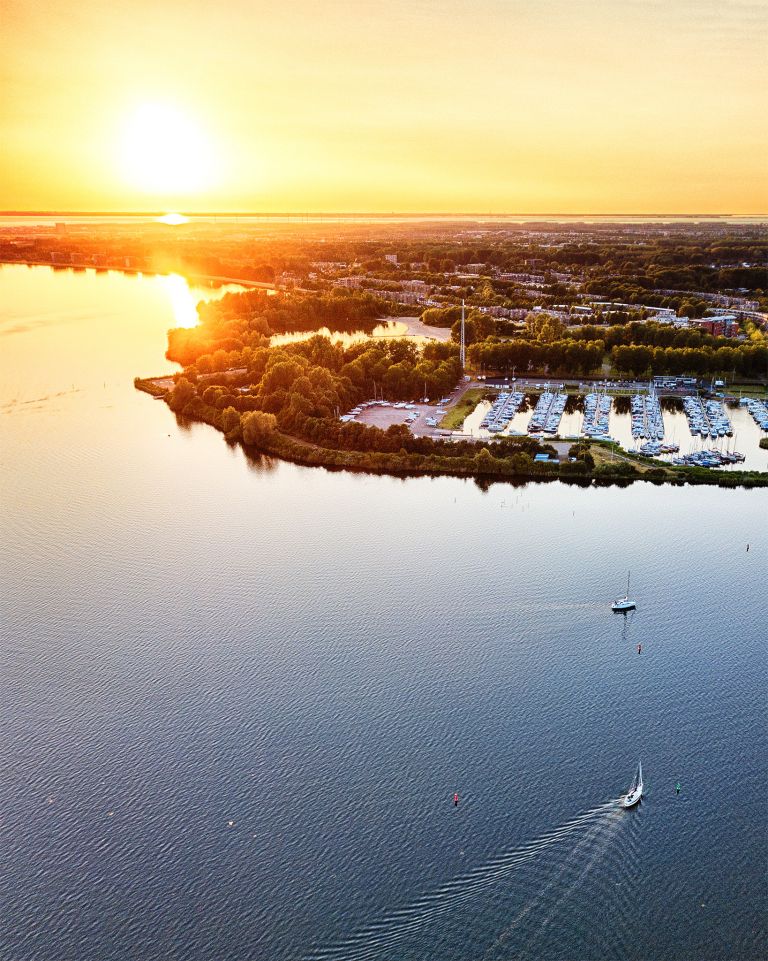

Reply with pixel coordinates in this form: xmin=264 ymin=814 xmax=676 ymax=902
xmin=2 ymin=0 xmax=766 ymax=214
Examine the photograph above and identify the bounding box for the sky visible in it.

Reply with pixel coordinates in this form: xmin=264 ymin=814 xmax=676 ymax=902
xmin=1 ymin=0 xmax=766 ymax=214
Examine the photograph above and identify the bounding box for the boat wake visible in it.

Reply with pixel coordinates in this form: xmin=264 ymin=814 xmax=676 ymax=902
xmin=305 ymin=798 xmax=638 ymax=961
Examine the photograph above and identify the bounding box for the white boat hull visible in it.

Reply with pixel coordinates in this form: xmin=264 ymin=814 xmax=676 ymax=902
xmin=621 ymin=786 xmax=643 ymax=808
xmin=621 ymin=762 xmax=643 ymax=808
xmin=612 ymin=600 xmax=636 ymax=612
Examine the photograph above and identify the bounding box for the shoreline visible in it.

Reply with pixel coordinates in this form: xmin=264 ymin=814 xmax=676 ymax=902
xmin=134 ymin=378 xmax=768 ymax=489
xmin=0 ymin=258 xmax=277 ymax=291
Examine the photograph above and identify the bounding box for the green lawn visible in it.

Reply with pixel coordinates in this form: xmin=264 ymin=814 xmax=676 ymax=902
xmin=439 ymin=388 xmax=489 ymax=429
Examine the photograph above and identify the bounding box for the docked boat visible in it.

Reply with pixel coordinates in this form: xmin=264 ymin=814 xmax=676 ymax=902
xmin=611 ymin=572 xmax=636 ymax=612
xmin=621 ymin=762 xmax=643 ymax=808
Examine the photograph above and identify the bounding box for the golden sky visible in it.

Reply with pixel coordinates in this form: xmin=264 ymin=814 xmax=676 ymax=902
xmin=2 ymin=0 xmax=766 ymax=213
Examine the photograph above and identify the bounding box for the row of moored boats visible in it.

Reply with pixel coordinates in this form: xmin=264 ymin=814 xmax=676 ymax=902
xmin=480 ymin=390 xmax=524 ymax=433
xmin=671 ymin=448 xmax=745 ymax=468
xmin=528 ymin=391 xmax=567 ymax=435
xmin=632 ymin=440 xmax=680 ymax=457
xmin=582 ymin=391 xmax=612 ymax=438
xmin=682 ymin=397 xmax=732 ymax=438
xmin=740 ymin=397 xmax=768 ymax=431
xmin=631 ymin=390 xmax=665 ymax=440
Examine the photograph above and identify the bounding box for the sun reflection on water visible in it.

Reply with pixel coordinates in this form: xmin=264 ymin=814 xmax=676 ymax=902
xmin=157 ymin=273 xmax=199 ymax=328
xmin=156 ymin=213 xmax=188 ymax=226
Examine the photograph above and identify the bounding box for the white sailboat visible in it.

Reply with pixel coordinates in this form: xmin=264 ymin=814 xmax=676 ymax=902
xmin=621 ymin=761 xmax=643 ymax=808
xmin=611 ymin=571 xmax=636 ymax=612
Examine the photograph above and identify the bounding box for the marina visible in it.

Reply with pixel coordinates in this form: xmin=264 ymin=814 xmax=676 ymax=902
xmin=331 ymin=387 xmax=767 ymax=472
xmin=459 ymin=387 xmax=768 ymax=472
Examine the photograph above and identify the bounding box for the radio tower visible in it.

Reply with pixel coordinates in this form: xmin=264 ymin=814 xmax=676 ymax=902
xmin=460 ymin=299 xmax=466 ymax=370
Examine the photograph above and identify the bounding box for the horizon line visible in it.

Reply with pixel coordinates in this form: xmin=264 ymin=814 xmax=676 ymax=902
xmin=4 ymin=209 xmax=768 ymax=220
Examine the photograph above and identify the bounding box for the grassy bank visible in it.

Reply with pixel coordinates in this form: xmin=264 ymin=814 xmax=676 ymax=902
xmin=736 ymin=385 xmax=768 ymax=398
xmin=439 ymin=388 xmax=490 ymax=429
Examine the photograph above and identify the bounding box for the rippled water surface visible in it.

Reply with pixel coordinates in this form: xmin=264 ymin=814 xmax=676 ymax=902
xmin=1 ymin=265 xmax=766 ymax=961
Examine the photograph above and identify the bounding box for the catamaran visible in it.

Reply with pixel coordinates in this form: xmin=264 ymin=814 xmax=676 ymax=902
xmin=621 ymin=762 xmax=643 ymax=808
xmin=611 ymin=572 xmax=636 ymax=612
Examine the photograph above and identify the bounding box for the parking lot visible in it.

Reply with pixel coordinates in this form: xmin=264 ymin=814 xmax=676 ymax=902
xmin=343 ymin=382 xmax=472 ymax=438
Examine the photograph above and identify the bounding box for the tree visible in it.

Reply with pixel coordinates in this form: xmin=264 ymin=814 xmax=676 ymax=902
xmin=474 ymin=448 xmax=500 ymax=473
xmin=221 ymin=406 xmax=240 ymax=433
xmin=168 ymin=377 xmax=196 ymax=411
xmin=511 ymin=452 xmax=534 ymax=474
xmin=241 ymin=411 xmax=278 ymax=446
xmin=525 ymin=312 xmax=566 ymax=342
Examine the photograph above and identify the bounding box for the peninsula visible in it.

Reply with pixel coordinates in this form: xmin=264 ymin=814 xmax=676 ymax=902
xmin=125 ymin=218 xmax=768 ymax=488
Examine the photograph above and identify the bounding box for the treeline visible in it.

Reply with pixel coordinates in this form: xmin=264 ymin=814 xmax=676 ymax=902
xmin=571 ymin=321 xmax=746 ymax=351
xmin=469 ymin=335 xmax=767 ymax=379
xmin=469 ymin=339 xmax=604 ymax=375
xmin=282 ymin=418 xmax=552 ymax=464
xmin=464 ymin=315 xmax=767 ymax=378
xmin=167 ymin=289 xmax=389 ymax=367
xmin=611 ymin=343 xmax=767 ymax=377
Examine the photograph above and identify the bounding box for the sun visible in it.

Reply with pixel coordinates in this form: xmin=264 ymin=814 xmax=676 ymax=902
xmin=119 ymin=103 xmax=215 ymax=196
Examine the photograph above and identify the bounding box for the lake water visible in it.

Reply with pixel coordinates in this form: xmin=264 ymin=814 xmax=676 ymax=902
xmin=270 ymin=321 xmax=412 ymax=349
xmin=1 ymin=264 xmax=766 ymax=961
